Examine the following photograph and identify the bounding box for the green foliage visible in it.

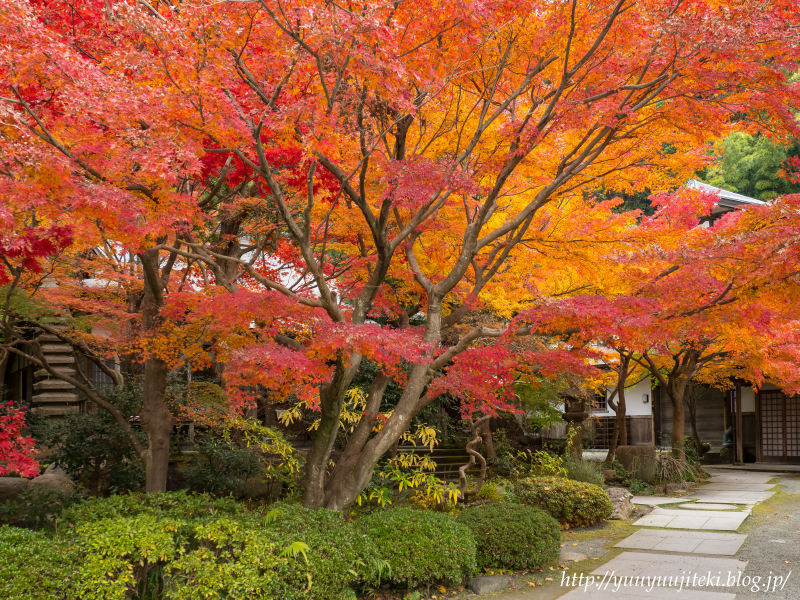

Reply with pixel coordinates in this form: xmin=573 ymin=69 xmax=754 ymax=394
xmin=473 ymin=481 xmax=504 ymax=502
xmin=261 ymin=503 xmax=383 ymax=600
xmin=70 ymin=514 xmax=286 ymax=600
xmin=514 ymin=380 xmax=564 ymax=431
xmin=0 ymin=487 xmax=84 ymax=531
xmin=0 ymin=525 xmax=81 ymax=599
xmin=563 ymin=456 xmax=604 ymax=486
xmin=629 ymin=479 xmax=653 ymax=495
xmin=701 ymin=132 xmax=800 ymax=200
xmin=456 ymin=503 xmax=560 ymax=570
xmin=360 ymin=507 xmax=476 ymax=588
xmin=184 ymin=437 xmax=260 ymax=497
xmin=61 ymin=491 xmax=248 ymax=527
xmin=32 ymin=383 xmax=146 ymax=495
xmin=185 ymin=418 xmax=300 ymax=499
xmin=511 ymin=477 xmax=613 ymax=527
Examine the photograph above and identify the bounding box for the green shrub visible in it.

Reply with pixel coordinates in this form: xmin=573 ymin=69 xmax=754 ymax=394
xmin=69 ymin=514 xmax=286 ymax=600
xmin=511 ymin=477 xmax=612 ymax=527
xmin=457 ymin=503 xmax=560 ymax=570
xmin=184 ymin=437 xmax=261 ymax=498
xmin=61 ymin=490 xmax=247 ymax=525
xmin=261 ymin=503 xmax=383 ymax=600
xmin=564 ymin=456 xmax=604 ymax=486
xmin=0 ymin=525 xmax=80 ymax=599
xmin=360 ymin=507 xmax=476 ymax=587
xmin=474 ymin=481 xmax=504 ymax=501
xmin=32 ymin=383 xmax=146 ymax=495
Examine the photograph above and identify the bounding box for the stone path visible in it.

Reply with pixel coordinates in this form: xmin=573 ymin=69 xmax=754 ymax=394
xmin=632 ymin=507 xmax=750 ymax=530
xmin=554 ymin=467 xmax=780 ymax=600
xmin=615 ymin=529 xmax=746 ymax=555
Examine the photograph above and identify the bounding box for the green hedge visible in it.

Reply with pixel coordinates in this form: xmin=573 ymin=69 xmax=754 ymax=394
xmin=456 ymin=502 xmax=560 ymax=569
xmin=261 ymin=503 xmax=383 ymax=600
xmin=512 ymin=477 xmax=612 ymax=527
xmin=360 ymin=507 xmax=476 ymax=587
xmin=0 ymin=526 xmax=80 ymax=600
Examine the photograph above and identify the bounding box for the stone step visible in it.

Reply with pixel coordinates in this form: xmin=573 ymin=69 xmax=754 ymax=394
xmin=36 ymin=333 xmax=63 ymax=343
xmin=34 ymin=379 xmax=76 ymax=391
xmin=41 ymin=354 xmax=75 ymax=365
xmin=39 ymin=343 xmax=74 ymax=354
xmin=33 ymin=392 xmax=80 ymax=404
xmin=32 ymin=405 xmax=80 ymax=416
xmin=34 ymin=368 xmax=76 ymax=378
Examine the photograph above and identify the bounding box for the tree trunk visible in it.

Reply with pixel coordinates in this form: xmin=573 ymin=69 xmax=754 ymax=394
xmin=138 ymin=249 xmax=174 ymax=493
xmin=618 ymin=384 xmax=627 ymax=446
xmin=302 ymin=355 xmax=362 ymax=508
xmin=483 ymin=420 xmax=496 ymax=461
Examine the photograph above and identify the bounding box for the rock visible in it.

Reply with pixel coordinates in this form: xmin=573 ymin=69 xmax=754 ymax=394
xmin=0 ymin=477 xmax=31 ymax=502
xmin=29 ymin=474 xmax=75 ymax=496
xmin=614 ymin=445 xmax=657 ymax=483
xmin=43 ymin=463 xmax=72 ymax=479
xmin=606 ymin=486 xmax=633 ymax=520
xmin=468 ymin=575 xmax=511 ymax=595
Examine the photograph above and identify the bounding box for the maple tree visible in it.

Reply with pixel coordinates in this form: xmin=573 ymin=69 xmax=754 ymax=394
xmin=2 ymin=0 xmax=800 ymax=507
xmin=524 ymin=187 xmax=800 ymax=456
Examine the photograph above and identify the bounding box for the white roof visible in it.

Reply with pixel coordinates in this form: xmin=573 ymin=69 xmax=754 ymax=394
xmin=686 ymin=179 xmax=767 ymax=209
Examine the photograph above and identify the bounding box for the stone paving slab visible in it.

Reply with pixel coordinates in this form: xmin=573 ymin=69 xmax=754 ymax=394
xmin=558 ymin=588 xmax=736 ymax=600
xmin=701 ymin=483 xmax=775 ymax=491
xmin=631 ymin=496 xmax=688 ymax=505
xmin=633 ymin=508 xmax=749 ymax=530
xmin=615 ymin=529 xmax=746 ymax=555
xmin=681 ymin=491 xmax=773 ymax=504
xmin=706 ymin=473 xmax=774 ymax=484
xmin=679 ymin=503 xmax=736 ymax=510
xmin=590 ymin=551 xmax=747 ymax=578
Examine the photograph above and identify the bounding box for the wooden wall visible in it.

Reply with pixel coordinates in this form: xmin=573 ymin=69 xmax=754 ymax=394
xmin=657 ymin=385 xmax=726 ymax=448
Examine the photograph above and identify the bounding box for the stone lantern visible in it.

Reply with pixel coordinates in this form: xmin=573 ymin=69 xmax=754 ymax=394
xmin=562 ymin=395 xmax=588 ymax=458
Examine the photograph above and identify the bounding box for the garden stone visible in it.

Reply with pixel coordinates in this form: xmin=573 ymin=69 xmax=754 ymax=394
xmin=606 ymin=486 xmax=633 ymax=520
xmin=43 ymin=463 xmax=71 ymax=479
xmin=29 ymin=473 xmax=75 ymax=496
xmin=468 ymin=575 xmax=511 ymax=595
xmin=242 ymin=474 xmax=283 ymax=501
xmin=0 ymin=477 xmax=30 ymax=502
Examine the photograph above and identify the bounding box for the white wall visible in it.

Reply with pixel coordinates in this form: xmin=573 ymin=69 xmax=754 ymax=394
xmin=593 ymin=378 xmax=653 ymax=417
xmin=741 ymin=387 xmax=755 ymax=413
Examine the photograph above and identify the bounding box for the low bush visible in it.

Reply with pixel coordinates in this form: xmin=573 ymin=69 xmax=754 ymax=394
xmin=360 ymin=507 xmax=476 ymax=588
xmin=456 ymin=503 xmax=560 ymax=570
xmin=473 ymin=481 xmax=504 ymax=501
xmin=511 ymin=477 xmax=613 ymax=527
xmin=0 ymin=493 xmax=308 ymax=600
xmin=262 ymin=503 xmax=383 ymax=600
xmin=564 ymin=456 xmax=604 ymax=486
xmin=61 ymin=490 xmax=247 ymax=525
xmin=0 ymin=525 xmax=80 ymax=600
xmin=32 ymin=383 xmax=146 ymax=495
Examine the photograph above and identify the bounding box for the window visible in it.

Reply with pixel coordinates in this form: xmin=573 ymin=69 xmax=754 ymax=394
xmin=591 ymin=392 xmax=607 ymax=412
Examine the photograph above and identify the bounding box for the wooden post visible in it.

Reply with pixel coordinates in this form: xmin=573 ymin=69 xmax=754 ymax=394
xmin=735 ymin=380 xmax=744 ymax=464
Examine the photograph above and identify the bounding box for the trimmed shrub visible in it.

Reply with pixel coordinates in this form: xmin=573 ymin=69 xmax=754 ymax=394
xmin=564 ymin=456 xmax=604 ymax=485
xmin=360 ymin=507 xmax=476 ymax=587
xmin=511 ymin=477 xmax=613 ymax=527
xmin=69 ymin=514 xmax=286 ymax=600
xmin=457 ymin=503 xmax=560 ymax=570
xmin=0 ymin=526 xmax=80 ymax=600
xmin=261 ymin=503 xmax=383 ymax=600
xmin=474 ymin=481 xmax=504 ymax=501
xmin=61 ymin=490 xmax=247 ymax=525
